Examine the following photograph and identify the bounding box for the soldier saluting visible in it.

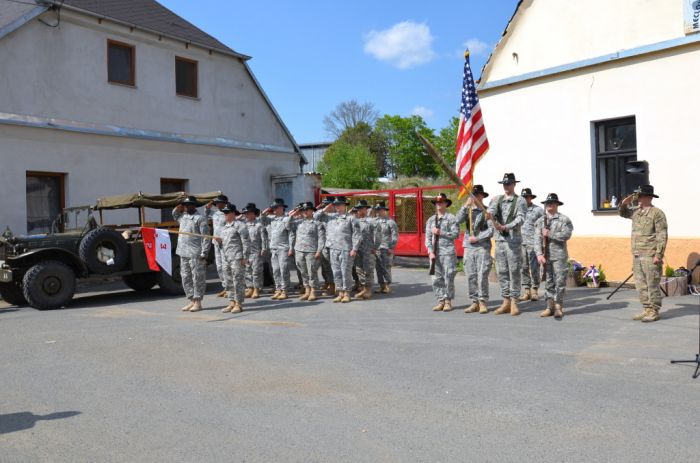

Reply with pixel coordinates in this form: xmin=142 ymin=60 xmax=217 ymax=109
xmin=205 ymin=194 xmax=230 ymax=298
xmin=426 ymin=193 xmax=459 ymax=312
xmin=260 ymin=198 xmax=295 ymax=300
xmin=373 ymin=202 xmax=398 ymax=294
xmin=219 ymin=203 xmax=250 ymax=314
xmin=241 ymin=203 xmax=268 ymax=300
xmin=619 ymin=185 xmax=668 ymax=322
xmin=290 ymin=202 xmax=326 ymax=302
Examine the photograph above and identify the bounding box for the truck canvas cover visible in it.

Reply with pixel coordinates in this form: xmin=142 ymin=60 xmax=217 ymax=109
xmin=94 ymin=192 xmax=222 ymax=210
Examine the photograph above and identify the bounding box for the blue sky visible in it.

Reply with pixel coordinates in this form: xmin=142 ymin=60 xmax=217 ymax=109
xmin=161 ymin=0 xmax=519 ymax=143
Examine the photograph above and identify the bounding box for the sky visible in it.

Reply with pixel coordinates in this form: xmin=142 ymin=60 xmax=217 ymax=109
xmin=161 ymin=0 xmax=520 ymax=143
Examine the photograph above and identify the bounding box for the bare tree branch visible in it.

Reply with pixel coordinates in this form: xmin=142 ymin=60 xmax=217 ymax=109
xmin=323 ymin=100 xmax=379 ymax=138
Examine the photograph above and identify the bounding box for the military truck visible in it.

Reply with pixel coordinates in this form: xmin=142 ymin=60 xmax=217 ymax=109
xmin=0 ymin=192 xmax=220 ymax=310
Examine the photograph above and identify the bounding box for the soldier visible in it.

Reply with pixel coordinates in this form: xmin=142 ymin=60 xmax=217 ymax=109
xmin=315 ymin=196 xmax=361 ymax=303
xmin=487 ymin=173 xmax=527 ymax=316
xmin=172 ymin=196 xmax=211 ymax=313
xmin=426 ymin=193 xmax=459 ymax=312
xmin=619 ymin=185 xmax=668 ymax=322
xmin=349 ymin=206 xmax=361 ymax=292
xmin=219 ymin=203 xmax=250 ymax=314
xmin=535 ymin=193 xmax=574 ymax=319
xmin=260 ymin=198 xmax=295 ymax=300
xmin=519 ymin=188 xmax=544 ymax=302
xmin=455 ymin=185 xmax=493 ymax=314
xmin=290 ymin=202 xmax=326 ymax=301
xmin=318 ymin=196 xmax=335 ymax=295
xmin=205 ymin=194 xmax=229 ymax=298
xmin=373 ymin=202 xmax=398 ymax=294
xmin=354 ymin=200 xmax=378 ymax=299
xmin=242 ymin=202 xmax=268 ymax=299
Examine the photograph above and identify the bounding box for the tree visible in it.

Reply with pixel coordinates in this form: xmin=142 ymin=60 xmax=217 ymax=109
xmin=323 ymin=100 xmax=379 ymax=138
xmin=336 ymin=122 xmax=388 ymax=176
xmin=433 ymin=116 xmax=460 ymax=169
xmin=374 ymin=114 xmax=438 ymax=178
xmin=317 ymin=142 xmax=379 ymax=189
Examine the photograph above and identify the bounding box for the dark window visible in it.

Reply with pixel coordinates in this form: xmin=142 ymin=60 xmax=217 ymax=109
xmin=176 ymin=57 xmax=198 ymax=98
xmin=161 ymin=178 xmax=188 ymax=222
xmin=594 ymin=117 xmax=637 ymax=210
xmin=108 ymin=40 xmax=135 ymax=86
xmin=26 ymin=172 xmax=65 ymax=234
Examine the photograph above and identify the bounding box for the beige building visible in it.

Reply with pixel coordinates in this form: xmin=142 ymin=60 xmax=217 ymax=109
xmin=477 ymin=0 xmax=700 ymax=281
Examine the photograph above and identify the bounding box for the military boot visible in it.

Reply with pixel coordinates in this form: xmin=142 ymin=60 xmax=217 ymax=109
xmin=633 ymin=307 xmax=650 ymax=321
xmin=221 ymin=301 xmax=235 ymax=313
xmin=333 ymin=291 xmax=343 ymax=303
xmin=354 ymin=287 xmax=367 ymax=299
xmin=217 ymin=290 xmax=228 ymax=298
xmin=251 ymin=288 xmax=260 ymax=299
xmin=432 ymin=300 xmax=445 ymax=311
xmin=189 ymin=299 xmax=203 ymax=312
xmin=554 ymin=303 xmax=564 ymax=319
xmin=362 ymin=286 xmax=372 ymax=299
xmin=307 ymin=288 xmax=318 ymax=301
xmin=244 ymin=288 xmax=253 ymax=298
xmin=324 ymin=283 xmax=336 ymax=297
xmin=519 ymin=290 xmax=532 ymax=302
xmin=510 ymin=298 xmax=521 ymax=316
xmin=299 ymin=287 xmax=310 ymax=301
xmin=181 ymin=300 xmax=194 ymax=311
xmin=464 ymin=301 xmax=479 ymax=313
xmin=530 ymin=287 xmax=539 ymax=301
xmin=494 ymin=298 xmax=511 ymax=315
xmin=383 ymin=284 xmax=392 ymax=294
xmin=442 ymin=299 xmax=453 ymax=312
xmin=271 ymin=290 xmax=281 ymax=300
xmin=478 ymin=300 xmax=489 ymax=314
xmin=341 ymin=292 xmax=352 ymax=303
xmin=641 ymin=308 xmax=660 ymax=323
xmin=277 ymin=290 xmax=288 ymax=300
xmin=540 ymin=299 xmax=555 ymax=317
xmin=231 ymin=301 xmax=243 ymax=314
xmin=374 ymin=285 xmax=385 ymax=294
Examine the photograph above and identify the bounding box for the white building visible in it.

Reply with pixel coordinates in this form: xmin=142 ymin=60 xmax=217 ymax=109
xmin=0 ymin=0 xmax=313 ymax=234
xmin=477 ymin=0 xmax=700 ymax=281
xmin=300 ymin=142 xmax=331 ymax=173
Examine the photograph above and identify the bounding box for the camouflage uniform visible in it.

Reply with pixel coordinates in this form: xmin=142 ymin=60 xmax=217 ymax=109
xmin=205 ymin=208 xmax=228 ymax=291
xmin=355 ymin=217 xmax=378 ymax=289
xmin=222 ymin=221 xmax=251 ymax=305
xmin=619 ymin=204 xmax=668 ymax=313
xmin=487 ymin=194 xmax=527 ymax=298
xmin=534 ymin=213 xmax=574 ymax=304
xmin=292 ymin=218 xmax=326 ymax=288
xmin=456 ymin=205 xmax=494 ymax=302
xmin=172 ymin=207 xmax=211 ymax=301
xmin=259 ymin=215 xmax=294 ymax=292
xmin=315 ymin=211 xmax=361 ymax=291
xmin=375 ymin=216 xmax=399 ymax=285
xmin=244 ymin=218 xmax=268 ymax=289
xmin=425 ymin=213 xmax=459 ymax=301
xmin=320 ymin=221 xmax=334 ymax=286
xmin=521 ymin=203 xmax=544 ymax=291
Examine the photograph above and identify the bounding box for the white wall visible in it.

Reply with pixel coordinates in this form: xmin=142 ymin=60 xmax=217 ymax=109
xmin=477 ymin=45 xmax=700 ymax=238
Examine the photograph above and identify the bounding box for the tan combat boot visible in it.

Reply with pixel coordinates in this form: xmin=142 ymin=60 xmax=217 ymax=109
xmin=510 ymin=298 xmax=521 ymax=316
xmin=217 ymin=290 xmax=228 ymax=298
xmin=442 ymin=300 xmax=453 ymax=312
xmin=383 ymin=284 xmax=392 ymax=294
xmin=244 ymin=288 xmax=253 ymax=298
xmin=362 ymin=286 xmax=372 ymax=299
xmin=519 ymin=290 xmax=532 ymax=302
xmin=530 ymin=287 xmax=539 ymax=301
xmin=375 ymin=285 xmax=385 ymax=294
xmin=299 ymin=287 xmax=310 ymax=301
xmin=221 ymin=301 xmax=235 ymax=313
xmin=432 ymin=300 xmax=445 ymax=311
xmin=464 ymin=301 xmax=479 ymax=313
xmin=324 ymin=283 xmax=336 ymax=297
xmin=354 ymin=286 xmax=367 ymax=298
xmin=333 ymin=291 xmax=343 ymax=303
xmin=277 ymin=290 xmax=288 ymax=300
xmin=554 ymin=303 xmax=564 ymax=319
xmin=633 ymin=307 xmax=650 ymax=321
xmin=641 ymin=308 xmax=660 ymax=322
xmin=341 ymin=292 xmax=352 ymax=303
xmin=251 ymin=288 xmax=260 ymax=299
xmin=231 ymin=301 xmax=243 ymax=314
xmin=540 ymin=299 xmax=555 ymax=317
xmin=189 ymin=299 xmax=203 ymax=312
xmin=478 ymin=300 xmax=489 ymax=314
xmin=271 ymin=290 xmax=281 ymax=300
xmin=494 ymin=298 xmax=511 ymax=315
xmin=181 ymin=300 xmax=194 ymax=311
xmin=307 ymin=288 xmax=317 ymax=301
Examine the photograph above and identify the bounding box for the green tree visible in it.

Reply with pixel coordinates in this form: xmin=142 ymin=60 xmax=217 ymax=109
xmin=337 ymin=122 xmax=388 ymax=176
xmin=317 ymin=142 xmax=379 ymax=189
xmin=374 ymin=115 xmax=438 ymax=178
xmin=433 ymin=116 xmax=460 ymax=168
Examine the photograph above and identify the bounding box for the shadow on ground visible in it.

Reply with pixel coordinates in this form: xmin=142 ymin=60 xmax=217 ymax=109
xmin=0 ymin=411 xmax=81 ymax=435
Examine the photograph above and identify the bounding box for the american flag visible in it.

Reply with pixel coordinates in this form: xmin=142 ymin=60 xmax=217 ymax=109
xmin=455 ymin=51 xmax=489 ymax=198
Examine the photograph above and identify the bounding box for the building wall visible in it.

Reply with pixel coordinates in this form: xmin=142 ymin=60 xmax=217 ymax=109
xmin=300 ymin=144 xmax=330 ymax=173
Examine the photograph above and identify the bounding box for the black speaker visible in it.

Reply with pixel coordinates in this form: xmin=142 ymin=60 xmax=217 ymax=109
xmin=624 ymin=160 xmax=649 ymax=197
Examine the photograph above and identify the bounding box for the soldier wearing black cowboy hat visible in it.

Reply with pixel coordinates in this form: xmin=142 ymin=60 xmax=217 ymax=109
xmin=519 ymin=188 xmax=544 ymax=303
xmin=218 ymin=203 xmax=250 ymax=314
xmin=487 ymin=173 xmax=528 ymax=316
xmin=289 ymin=201 xmax=326 ymax=301
xmin=241 ymin=202 xmax=268 ymax=299
xmin=173 ymin=195 xmax=211 ymax=312
xmin=352 ymin=199 xmax=378 ymax=299
xmin=373 ymin=202 xmax=398 ymax=294
xmin=426 ymin=193 xmax=459 ymax=312
xmin=619 ymin=185 xmax=668 ymax=322
xmin=205 ymin=194 xmax=230 ymax=298
xmin=535 ymin=193 xmax=574 ymax=319
xmin=260 ymin=198 xmax=295 ymax=300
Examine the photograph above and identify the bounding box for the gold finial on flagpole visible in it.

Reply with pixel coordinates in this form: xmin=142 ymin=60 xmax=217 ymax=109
xmin=464 ymin=49 xmax=470 ymax=58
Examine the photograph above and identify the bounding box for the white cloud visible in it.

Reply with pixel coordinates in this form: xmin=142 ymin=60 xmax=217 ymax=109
xmin=411 ymin=106 xmax=434 ymax=119
xmin=363 ymin=21 xmax=437 ymax=69
xmin=460 ymin=38 xmax=490 ymax=57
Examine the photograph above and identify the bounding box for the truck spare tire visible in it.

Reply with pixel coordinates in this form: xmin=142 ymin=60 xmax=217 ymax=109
xmin=79 ymin=228 xmax=129 ymax=274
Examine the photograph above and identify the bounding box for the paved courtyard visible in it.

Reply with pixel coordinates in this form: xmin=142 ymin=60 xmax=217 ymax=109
xmin=1 ymin=267 xmax=699 ymax=462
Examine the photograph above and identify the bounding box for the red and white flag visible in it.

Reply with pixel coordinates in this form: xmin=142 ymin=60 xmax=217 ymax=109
xmin=141 ymin=227 xmax=172 ymax=275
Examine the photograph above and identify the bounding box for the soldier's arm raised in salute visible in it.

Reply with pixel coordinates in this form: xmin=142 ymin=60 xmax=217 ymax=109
xmin=172 ymin=204 xmax=184 ymax=222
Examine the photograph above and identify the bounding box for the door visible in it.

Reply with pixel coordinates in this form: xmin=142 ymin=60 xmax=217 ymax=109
xmin=26 ymin=172 xmax=65 ymax=235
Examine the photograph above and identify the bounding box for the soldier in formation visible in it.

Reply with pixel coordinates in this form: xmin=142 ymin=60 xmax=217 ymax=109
xmin=354 ymin=200 xmax=378 ymax=299
xmin=219 ymin=203 xmax=250 ymax=314
xmin=318 ymin=196 xmax=336 ymax=296
xmin=260 ymin=198 xmax=294 ymax=300
xmin=241 ymin=202 xmax=267 ymax=300
xmin=519 ymin=188 xmax=543 ymax=302
xmin=173 ymin=196 xmax=211 ymax=313
xmin=205 ymin=194 xmax=229 ymax=298
xmin=426 ymin=193 xmax=460 ymax=312
xmin=619 ymin=185 xmax=668 ymax=322
xmin=290 ymin=202 xmax=326 ymax=301
xmin=373 ymin=202 xmax=398 ymax=294
xmin=535 ymin=193 xmax=574 ymax=319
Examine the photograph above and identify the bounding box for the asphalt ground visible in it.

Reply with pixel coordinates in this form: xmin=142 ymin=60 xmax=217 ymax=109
xmin=1 ymin=267 xmax=699 ymax=462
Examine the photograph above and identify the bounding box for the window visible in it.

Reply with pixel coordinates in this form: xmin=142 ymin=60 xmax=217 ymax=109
xmin=107 ymin=40 xmax=135 ymax=86
xmin=594 ymin=117 xmax=637 ymax=210
xmin=175 ymin=57 xmax=198 ymax=98
xmin=26 ymin=172 xmax=65 ymax=234
xmin=161 ymin=178 xmax=188 ymax=222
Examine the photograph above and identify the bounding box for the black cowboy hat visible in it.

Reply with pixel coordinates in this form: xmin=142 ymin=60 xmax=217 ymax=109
xmin=541 ymin=193 xmax=564 ymax=206
xmin=221 ymin=202 xmax=240 ymax=214
xmin=270 ymin=198 xmax=288 ymax=209
xmin=635 ymin=184 xmax=659 ymax=198
xmin=472 ymin=185 xmax=489 ymax=198
xmin=350 ymin=206 xmax=358 ymax=213
xmin=520 ymin=188 xmax=536 ymax=199
xmin=355 ymin=199 xmax=371 ymax=209
xmin=498 ymin=173 xmax=520 ymax=185
xmin=242 ymin=202 xmax=260 ymax=215
xmin=213 ymin=194 xmax=229 ymax=204
xmin=333 ymin=196 xmax=349 ymax=205
xmin=180 ymin=195 xmax=200 ymax=206
xmin=321 ymin=196 xmax=336 ymax=205
xmin=431 ymin=193 xmax=452 ymax=207
xmin=300 ymin=201 xmax=316 ymax=211
xmin=374 ymin=201 xmax=389 ymax=210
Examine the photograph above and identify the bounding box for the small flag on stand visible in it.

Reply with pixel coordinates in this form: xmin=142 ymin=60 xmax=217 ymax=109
xmin=141 ymin=227 xmax=172 ymax=275
xmin=455 ymin=50 xmax=489 ymax=198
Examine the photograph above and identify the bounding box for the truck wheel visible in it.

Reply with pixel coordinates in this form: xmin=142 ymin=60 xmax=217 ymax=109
xmin=0 ymin=282 xmax=27 ymax=306
xmin=123 ymin=273 xmax=158 ymax=292
xmin=157 ymin=256 xmax=184 ymax=295
xmin=22 ymin=261 xmax=76 ymax=310
xmin=79 ymin=227 xmax=129 ymax=274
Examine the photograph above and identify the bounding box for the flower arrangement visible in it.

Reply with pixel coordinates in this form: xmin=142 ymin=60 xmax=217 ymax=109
xmin=583 ymin=264 xmax=607 ymax=288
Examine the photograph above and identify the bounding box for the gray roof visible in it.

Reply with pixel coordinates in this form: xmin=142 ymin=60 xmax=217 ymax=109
xmin=57 ymin=0 xmax=244 ymax=57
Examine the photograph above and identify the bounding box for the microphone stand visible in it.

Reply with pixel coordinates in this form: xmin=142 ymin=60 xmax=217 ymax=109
xmin=670 ymin=261 xmax=700 ymax=379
